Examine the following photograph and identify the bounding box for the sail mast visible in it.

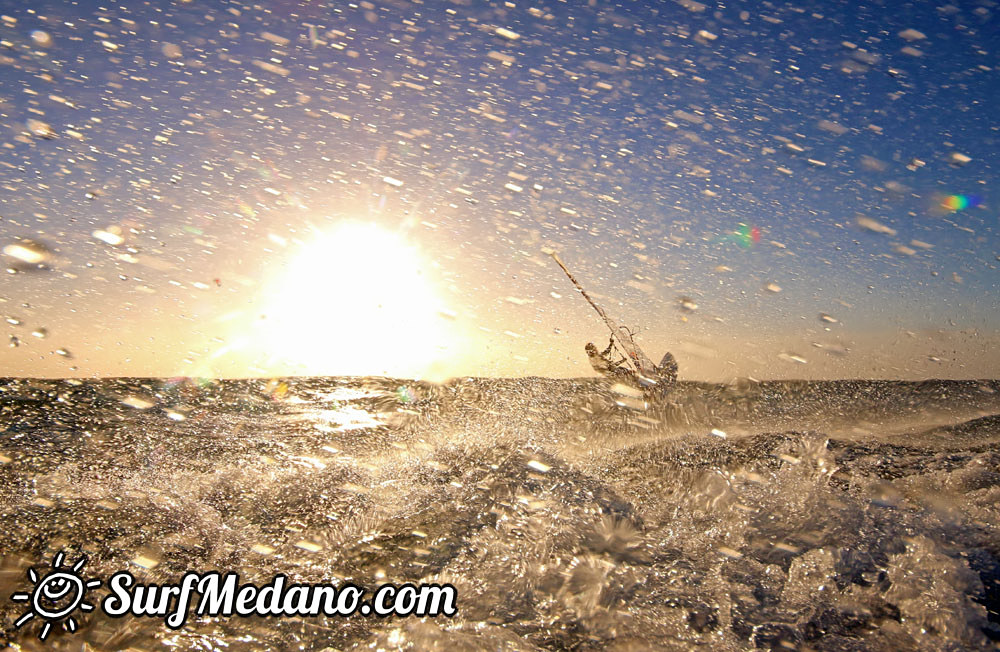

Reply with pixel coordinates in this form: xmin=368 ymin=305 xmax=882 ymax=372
xmin=549 ymin=252 xmax=653 ymax=376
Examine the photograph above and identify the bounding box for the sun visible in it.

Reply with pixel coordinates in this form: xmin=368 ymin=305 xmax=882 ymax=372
xmin=11 ymin=551 xmax=102 ymax=641
xmin=256 ymin=222 xmax=456 ymax=377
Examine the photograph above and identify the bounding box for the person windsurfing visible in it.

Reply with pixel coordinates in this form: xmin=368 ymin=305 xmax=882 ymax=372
xmin=585 ymin=337 xmax=632 ymax=380
xmin=586 ymin=334 xmax=678 ymax=396
xmin=549 ymin=251 xmax=678 ymax=401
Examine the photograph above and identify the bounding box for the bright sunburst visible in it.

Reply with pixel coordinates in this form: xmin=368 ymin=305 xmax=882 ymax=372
xmin=257 ymin=222 xmax=455 ymax=377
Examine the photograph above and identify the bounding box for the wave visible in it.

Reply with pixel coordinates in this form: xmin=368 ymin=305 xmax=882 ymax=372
xmin=1 ymin=376 xmax=998 ymax=649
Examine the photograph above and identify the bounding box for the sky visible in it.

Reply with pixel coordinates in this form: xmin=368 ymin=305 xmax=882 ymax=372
xmin=0 ymin=0 xmax=997 ymax=381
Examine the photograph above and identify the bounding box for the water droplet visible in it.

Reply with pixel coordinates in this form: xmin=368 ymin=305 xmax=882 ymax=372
xmin=527 ymin=460 xmax=551 ymax=473
xmin=294 ymin=540 xmax=323 ymax=553
xmin=495 ymin=27 xmax=520 ymax=40
xmin=30 ymin=30 xmax=52 ymax=46
xmin=948 ymin=152 xmax=971 ymax=166
xmin=121 ymin=395 xmax=155 ymax=410
xmin=26 ymin=119 xmax=55 ymax=139
xmin=131 ymin=554 xmax=160 ymax=570
xmin=93 ymin=228 xmax=124 ymax=246
xmin=717 ymin=546 xmax=742 ymax=559
xmin=161 ymin=42 xmax=183 ymax=59
xmin=856 ymin=216 xmax=896 ymax=236
xmin=679 ymin=296 xmax=698 ymax=312
xmin=898 ymin=28 xmax=926 ymax=41
xmin=3 ymin=239 xmax=53 ymax=266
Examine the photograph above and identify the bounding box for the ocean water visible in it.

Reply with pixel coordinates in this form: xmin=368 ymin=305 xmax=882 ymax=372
xmin=1 ymin=376 xmax=999 ymax=650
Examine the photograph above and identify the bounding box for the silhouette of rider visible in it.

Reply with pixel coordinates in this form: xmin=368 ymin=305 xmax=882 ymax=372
xmin=586 ymin=336 xmax=678 ymax=396
xmin=585 ymin=337 xmax=632 ymax=380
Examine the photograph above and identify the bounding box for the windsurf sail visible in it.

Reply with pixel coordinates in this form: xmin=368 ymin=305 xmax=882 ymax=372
xmin=549 ymin=252 xmax=657 ymax=379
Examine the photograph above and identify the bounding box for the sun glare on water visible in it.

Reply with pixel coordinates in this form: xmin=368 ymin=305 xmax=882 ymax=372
xmin=258 ymin=222 xmax=455 ymax=378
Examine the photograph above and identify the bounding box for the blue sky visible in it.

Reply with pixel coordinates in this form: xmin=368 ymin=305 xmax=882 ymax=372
xmin=0 ymin=0 xmax=996 ymax=379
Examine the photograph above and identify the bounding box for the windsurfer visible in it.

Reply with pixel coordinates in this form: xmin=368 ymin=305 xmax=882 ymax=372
xmin=586 ymin=335 xmax=678 ymax=398
xmin=585 ymin=337 xmax=632 ymax=380
xmin=548 ymin=251 xmax=678 ymax=401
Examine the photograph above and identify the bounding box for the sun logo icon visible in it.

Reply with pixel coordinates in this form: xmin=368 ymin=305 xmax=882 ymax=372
xmin=11 ymin=551 xmax=102 ymax=640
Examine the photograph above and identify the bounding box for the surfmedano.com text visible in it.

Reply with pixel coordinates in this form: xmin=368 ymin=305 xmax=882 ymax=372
xmin=103 ymin=571 xmax=457 ymax=629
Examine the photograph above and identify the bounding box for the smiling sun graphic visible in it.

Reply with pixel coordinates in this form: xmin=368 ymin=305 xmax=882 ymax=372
xmin=11 ymin=551 xmax=102 ymax=640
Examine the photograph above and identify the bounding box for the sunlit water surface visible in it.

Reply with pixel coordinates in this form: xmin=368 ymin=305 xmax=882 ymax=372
xmin=2 ymin=376 xmax=999 ymax=650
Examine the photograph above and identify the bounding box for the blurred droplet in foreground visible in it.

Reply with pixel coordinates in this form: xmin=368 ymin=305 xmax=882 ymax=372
xmin=3 ymin=239 xmax=54 ymax=270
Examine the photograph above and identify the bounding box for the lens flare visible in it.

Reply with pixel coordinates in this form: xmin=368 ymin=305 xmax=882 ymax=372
xmin=940 ymin=194 xmax=981 ymax=212
xmin=712 ymin=223 xmax=762 ymax=249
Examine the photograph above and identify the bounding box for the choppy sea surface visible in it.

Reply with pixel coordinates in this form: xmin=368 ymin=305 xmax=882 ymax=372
xmin=1 ymin=376 xmax=999 ymax=651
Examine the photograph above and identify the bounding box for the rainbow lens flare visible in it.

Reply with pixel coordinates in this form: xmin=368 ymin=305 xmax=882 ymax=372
xmin=941 ymin=194 xmax=982 ymax=212
xmin=735 ymin=223 xmax=762 ymax=248
xmin=711 ymin=223 xmax=762 ymax=249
